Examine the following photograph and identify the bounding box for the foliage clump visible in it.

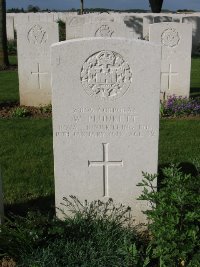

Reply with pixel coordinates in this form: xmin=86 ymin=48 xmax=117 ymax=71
xmin=0 ymin=198 xmax=147 ymax=267
xmin=138 ymin=164 xmax=200 ymax=267
xmin=160 ymin=95 xmax=200 ymax=117
xmin=11 ymin=107 xmax=30 ymax=118
xmin=1 ymin=164 xmax=200 ymax=266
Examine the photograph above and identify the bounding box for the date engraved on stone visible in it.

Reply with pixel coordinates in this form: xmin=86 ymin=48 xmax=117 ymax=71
xmin=28 ymin=25 xmax=48 ymax=45
xmin=161 ymin=28 xmax=180 ymax=48
xmin=80 ymin=50 xmax=132 ymax=100
xmin=95 ymin=25 xmax=114 ymax=37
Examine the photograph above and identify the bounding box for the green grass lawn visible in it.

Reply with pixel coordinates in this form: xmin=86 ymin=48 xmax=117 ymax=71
xmin=0 ymin=55 xmax=18 ymax=103
xmin=0 ymin=71 xmax=19 ymax=103
xmin=0 ymin=119 xmax=54 ymax=205
xmin=190 ymin=56 xmax=200 ymax=97
xmin=9 ymin=55 xmax=18 ymax=66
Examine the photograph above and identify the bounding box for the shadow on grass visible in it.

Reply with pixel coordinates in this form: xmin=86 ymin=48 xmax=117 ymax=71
xmin=4 ymin=194 xmax=55 ymax=218
xmin=0 ymin=101 xmax=19 ymax=107
xmin=4 ymin=162 xmax=199 ymax=218
xmin=190 ymin=87 xmax=200 ymax=98
xmin=158 ymin=162 xmax=199 ymax=189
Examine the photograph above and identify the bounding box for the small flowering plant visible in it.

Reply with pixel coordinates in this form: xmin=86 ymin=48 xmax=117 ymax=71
xmin=161 ymin=95 xmax=200 ymax=117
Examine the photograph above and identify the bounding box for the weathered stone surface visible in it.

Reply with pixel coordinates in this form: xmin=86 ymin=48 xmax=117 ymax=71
xmin=51 ymin=37 xmax=161 ymax=223
xmin=149 ymin=22 xmax=192 ymax=98
xmin=17 ymin=22 xmax=59 ymax=106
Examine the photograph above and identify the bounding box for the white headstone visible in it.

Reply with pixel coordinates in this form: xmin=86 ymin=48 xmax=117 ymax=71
xmin=182 ymin=16 xmax=200 ymax=54
xmin=154 ymin=16 xmax=173 ymax=23
xmin=17 ymin=22 xmax=59 ymax=106
xmin=66 ymin=14 xmax=131 ymax=39
xmin=143 ymin=15 xmax=154 ymax=39
xmin=123 ymin=15 xmax=143 ymax=39
xmin=0 ymin=169 xmax=4 ymax=224
xmin=51 ymin=37 xmax=161 ymax=223
xmin=149 ymin=22 xmax=192 ymax=98
xmin=6 ymin=15 xmax=15 ymax=40
xmin=143 ymin=14 xmax=181 ymax=39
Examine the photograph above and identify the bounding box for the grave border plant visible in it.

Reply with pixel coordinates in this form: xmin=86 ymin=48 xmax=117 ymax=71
xmin=160 ymin=95 xmax=200 ymax=118
xmin=0 ymin=197 xmax=149 ymax=267
xmin=137 ymin=164 xmax=200 ymax=267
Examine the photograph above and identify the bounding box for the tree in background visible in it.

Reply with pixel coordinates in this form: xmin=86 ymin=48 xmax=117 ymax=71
xmin=27 ymin=5 xmax=40 ymax=13
xmin=0 ymin=0 xmax=9 ymax=69
xmin=149 ymin=0 xmax=163 ymax=13
xmin=80 ymin=0 xmax=84 ymax=15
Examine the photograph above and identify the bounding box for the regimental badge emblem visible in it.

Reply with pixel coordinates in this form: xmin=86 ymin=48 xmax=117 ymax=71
xmin=161 ymin=28 xmax=180 ymax=48
xmin=80 ymin=50 xmax=132 ymax=100
xmin=28 ymin=25 xmax=48 ymax=45
xmin=95 ymin=25 xmax=114 ymax=37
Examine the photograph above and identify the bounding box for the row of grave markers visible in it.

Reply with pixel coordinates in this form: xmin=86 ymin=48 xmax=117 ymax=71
xmin=0 ymin=14 xmax=195 ymax=224
xmin=7 ymin=12 xmax=200 ymax=52
xmin=15 ymin=16 xmax=192 ymax=106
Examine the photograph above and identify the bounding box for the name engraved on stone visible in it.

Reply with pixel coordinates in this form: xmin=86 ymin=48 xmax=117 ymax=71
xmin=88 ymin=143 xmax=123 ymax=197
xmin=55 ymin=106 xmax=156 ymax=138
xmin=28 ymin=25 xmax=48 ymax=45
xmin=162 ymin=64 xmax=178 ymax=90
xmin=80 ymin=50 xmax=132 ymax=100
xmin=95 ymin=25 xmax=114 ymax=37
xmin=31 ymin=63 xmax=48 ymax=89
xmin=161 ymin=28 xmax=180 ymax=48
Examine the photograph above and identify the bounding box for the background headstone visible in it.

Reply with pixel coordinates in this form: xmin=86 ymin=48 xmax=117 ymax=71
xmin=6 ymin=15 xmax=15 ymax=40
xmin=17 ymin=21 xmax=59 ymax=106
xmin=51 ymin=37 xmax=161 ymax=223
xmin=66 ymin=14 xmax=132 ymax=39
xmin=149 ymin=22 xmax=192 ymax=98
xmin=123 ymin=15 xmax=143 ymax=39
xmin=143 ymin=14 xmax=181 ymax=40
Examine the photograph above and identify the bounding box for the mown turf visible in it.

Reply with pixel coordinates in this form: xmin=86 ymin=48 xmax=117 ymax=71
xmin=159 ymin=118 xmax=200 ymax=165
xmin=0 ymin=71 xmax=19 ymax=103
xmin=190 ymin=56 xmax=200 ymax=97
xmin=0 ymin=119 xmax=54 ymax=206
xmin=9 ymin=55 xmax=18 ymax=66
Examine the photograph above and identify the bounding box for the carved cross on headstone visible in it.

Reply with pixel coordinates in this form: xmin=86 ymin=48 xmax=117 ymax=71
xmin=31 ymin=63 xmax=48 ymax=89
xmin=88 ymin=143 xmax=123 ymax=197
xmin=162 ymin=64 xmax=178 ymax=91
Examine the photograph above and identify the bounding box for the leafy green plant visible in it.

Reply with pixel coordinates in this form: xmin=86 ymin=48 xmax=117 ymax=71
xmin=39 ymin=104 xmax=52 ymax=114
xmin=137 ymin=164 xmax=200 ymax=267
xmin=12 ymin=107 xmax=30 ymax=118
xmin=0 ymin=198 xmax=148 ymax=267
